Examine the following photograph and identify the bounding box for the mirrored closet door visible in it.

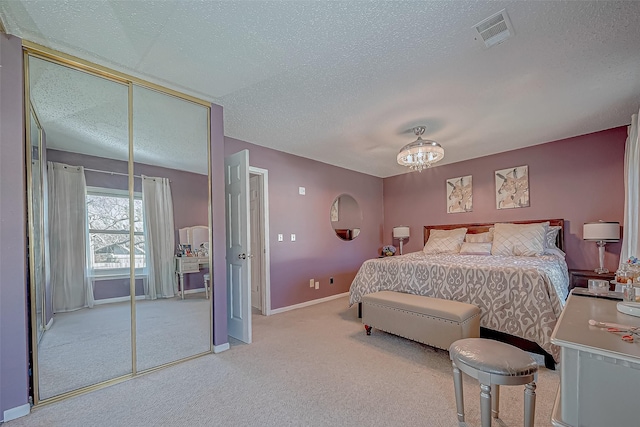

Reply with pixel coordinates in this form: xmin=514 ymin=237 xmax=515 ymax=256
xmin=132 ymin=84 xmax=211 ymax=372
xmin=25 ymin=47 xmax=212 ymax=405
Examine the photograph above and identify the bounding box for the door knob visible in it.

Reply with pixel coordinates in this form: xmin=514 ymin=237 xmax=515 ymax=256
xmin=238 ymin=253 xmax=246 ymax=259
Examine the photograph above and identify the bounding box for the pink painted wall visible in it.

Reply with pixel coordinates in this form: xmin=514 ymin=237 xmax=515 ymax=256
xmin=383 ymin=127 xmax=628 ymax=272
xmin=0 ymin=34 xmax=29 ymax=421
xmin=224 ymin=137 xmax=384 ymax=310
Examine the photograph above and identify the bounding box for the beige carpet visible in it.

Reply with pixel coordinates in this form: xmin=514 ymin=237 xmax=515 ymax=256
xmin=37 ymin=295 xmax=210 ymax=399
xmin=12 ymin=296 xmax=559 ymax=426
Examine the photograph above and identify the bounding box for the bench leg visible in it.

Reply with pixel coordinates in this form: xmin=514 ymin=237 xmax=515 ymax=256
xmin=480 ymin=383 xmax=491 ymax=427
xmin=491 ymin=384 xmax=499 ymax=418
xmin=364 ymin=325 xmax=372 ymax=335
xmin=524 ymin=382 xmax=536 ymax=427
xmin=451 ymin=361 xmax=465 ymax=422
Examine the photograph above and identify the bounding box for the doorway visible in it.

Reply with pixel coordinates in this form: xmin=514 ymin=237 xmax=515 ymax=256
xmin=249 ymin=167 xmax=271 ymax=316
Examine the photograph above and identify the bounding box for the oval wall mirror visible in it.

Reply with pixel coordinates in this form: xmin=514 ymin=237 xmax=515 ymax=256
xmin=330 ymin=194 xmax=362 ymax=241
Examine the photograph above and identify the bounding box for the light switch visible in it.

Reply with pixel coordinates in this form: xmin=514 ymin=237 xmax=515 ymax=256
xmin=278 ymin=234 xmax=283 ymax=242
xmin=299 ymin=187 xmax=306 ymax=195
xmin=291 ymin=234 xmax=296 ymax=242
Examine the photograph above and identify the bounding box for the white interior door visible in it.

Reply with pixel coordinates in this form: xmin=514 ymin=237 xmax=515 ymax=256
xmin=250 ymin=175 xmax=262 ymax=310
xmin=224 ymin=150 xmax=251 ymax=343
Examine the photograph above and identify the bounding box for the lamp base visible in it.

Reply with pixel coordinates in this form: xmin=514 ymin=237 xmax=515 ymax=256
xmin=595 ymin=241 xmax=608 ymax=274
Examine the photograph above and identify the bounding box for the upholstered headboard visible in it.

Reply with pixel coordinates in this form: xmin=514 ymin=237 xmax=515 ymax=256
xmin=423 ymin=219 xmax=565 ymax=251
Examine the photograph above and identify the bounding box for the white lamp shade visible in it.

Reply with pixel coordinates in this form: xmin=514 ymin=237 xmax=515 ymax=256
xmin=583 ymin=222 xmax=620 ymax=242
xmin=393 ymin=226 xmax=410 ymax=239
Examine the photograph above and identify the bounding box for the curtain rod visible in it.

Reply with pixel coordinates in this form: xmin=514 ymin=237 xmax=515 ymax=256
xmin=84 ymin=168 xmax=142 ymax=179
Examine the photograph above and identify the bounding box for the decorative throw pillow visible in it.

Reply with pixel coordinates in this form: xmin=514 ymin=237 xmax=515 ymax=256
xmin=545 ymin=225 xmax=562 ymax=249
xmin=423 ymin=228 xmax=468 ymax=254
xmin=459 ymin=242 xmax=492 ymax=255
xmin=491 ymin=222 xmax=547 ymax=257
xmin=465 ymin=228 xmax=494 ymax=243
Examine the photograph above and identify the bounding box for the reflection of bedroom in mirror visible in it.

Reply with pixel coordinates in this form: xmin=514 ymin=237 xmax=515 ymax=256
xmin=25 ymin=49 xmax=212 ymax=404
xmin=330 ymin=194 xmax=362 ymax=241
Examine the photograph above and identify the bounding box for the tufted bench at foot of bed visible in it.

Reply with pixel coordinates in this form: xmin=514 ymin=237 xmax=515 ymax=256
xmin=362 ymin=291 xmax=481 ymax=351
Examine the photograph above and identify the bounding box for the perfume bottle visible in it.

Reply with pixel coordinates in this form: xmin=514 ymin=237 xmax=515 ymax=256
xmin=623 ymin=280 xmax=636 ymax=302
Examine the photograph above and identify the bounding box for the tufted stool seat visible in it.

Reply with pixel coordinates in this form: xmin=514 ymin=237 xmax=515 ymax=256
xmin=449 ymin=338 xmax=538 ymax=427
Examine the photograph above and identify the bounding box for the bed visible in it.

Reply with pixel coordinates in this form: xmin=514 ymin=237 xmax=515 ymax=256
xmin=349 ymin=219 xmax=569 ymax=367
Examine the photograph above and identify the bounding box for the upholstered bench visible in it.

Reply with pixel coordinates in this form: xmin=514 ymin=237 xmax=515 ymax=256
xmin=362 ymin=291 xmax=481 ymax=350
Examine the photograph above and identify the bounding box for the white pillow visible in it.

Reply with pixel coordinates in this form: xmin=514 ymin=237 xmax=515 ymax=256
xmin=423 ymin=228 xmax=468 ymax=254
xmin=491 ymin=222 xmax=547 ymax=257
xmin=460 ymin=242 xmax=492 ymax=255
xmin=465 ymin=228 xmax=494 ymax=243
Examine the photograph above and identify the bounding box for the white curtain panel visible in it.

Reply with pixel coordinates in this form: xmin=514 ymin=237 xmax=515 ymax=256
xmin=47 ymin=162 xmax=94 ymax=312
xmin=621 ymin=110 xmax=640 ymax=265
xmin=142 ymin=176 xmax=176 ymax=299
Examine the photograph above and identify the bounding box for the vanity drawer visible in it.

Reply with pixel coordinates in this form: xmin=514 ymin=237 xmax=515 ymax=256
xmin=177 ymin=258 xmax=200 ymax=273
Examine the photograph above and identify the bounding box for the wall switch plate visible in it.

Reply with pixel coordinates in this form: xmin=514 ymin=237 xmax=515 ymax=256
xmin=315 ymin=281 xmax=319 ymax=289
xmin=299 ymin=187 xmax=305 ymax=195
xmin=291 ymin=234 xmax=296 ymax=242
xmin=330 ymin=277 xmax=334 ymax=284
xmin=310 ymin=279 xmax=314 ymax=288
xmin=278 ymin=234 xmax=283 ymax=242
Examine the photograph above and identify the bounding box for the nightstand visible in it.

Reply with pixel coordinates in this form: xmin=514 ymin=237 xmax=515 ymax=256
xmin=568 ymin=269 xmax=615 ymax=291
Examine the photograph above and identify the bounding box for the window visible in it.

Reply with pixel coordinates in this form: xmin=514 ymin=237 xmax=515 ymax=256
xmin=86 ymin=188 xmax=145 ymax=274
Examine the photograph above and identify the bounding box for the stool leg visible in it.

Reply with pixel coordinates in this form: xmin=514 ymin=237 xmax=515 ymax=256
xmin=204 ymin=277 xmax=209 ymax=299
xmin=480 ymin=383 xmax=492 ymax=427
xmin=451 ymin=361 xmax=465 ymax=422
xmin=524 ymin=382 xmax=536 ymax=427
xmin=491 ymin=384 xmax=499 ymax=419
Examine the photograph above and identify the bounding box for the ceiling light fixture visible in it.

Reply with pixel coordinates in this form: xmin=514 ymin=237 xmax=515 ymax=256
xmin=397 ymin=126 xmax=444 ymax=172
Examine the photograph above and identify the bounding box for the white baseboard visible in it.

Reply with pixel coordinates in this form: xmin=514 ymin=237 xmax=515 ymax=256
xmin=3 ymin=403 xmax=30 ymax=422
xmin=94 ymin=295 xmax=145 ymax=305
xmin=213 ymin=342 xmax=230 ymax=353
xmin=183 ymin=288 xmax=206 ymax=295
xmin=270 ymin=292 xmax=349 ymax=315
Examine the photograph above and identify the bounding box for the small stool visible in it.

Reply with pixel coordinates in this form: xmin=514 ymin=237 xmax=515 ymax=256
xmin=449 ymin=338 xmax=538 ymax=427
xmin=203 ymin=273 xmax=210 ymax=299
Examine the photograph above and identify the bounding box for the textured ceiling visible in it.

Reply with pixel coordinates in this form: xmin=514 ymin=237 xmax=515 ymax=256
xmin=3 ymin=1 xmax=640 ymax=177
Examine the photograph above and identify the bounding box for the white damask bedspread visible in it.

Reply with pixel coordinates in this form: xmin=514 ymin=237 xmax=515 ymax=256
xmin=349 ymin=252 xmax=569 ymax=362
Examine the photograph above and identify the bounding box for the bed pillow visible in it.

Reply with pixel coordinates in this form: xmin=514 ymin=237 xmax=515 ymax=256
xmin=423 ymin=228 xmax=468 ymax=254
xmin=491 ymin=222 xmax=547 ymax=257
xmin=465 ymin=229 xmax=494 ymax=243
xmin=459 ymin=242 xmax=492 ymax=255
xmin=545 ymin=225 xmax=562 ymax=249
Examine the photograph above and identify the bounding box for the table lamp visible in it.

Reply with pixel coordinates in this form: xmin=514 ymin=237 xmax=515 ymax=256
xmin=583 ymin=221 xmax=620 ymax=274
xmin=393 ymin=226 xmax=410 ymax=255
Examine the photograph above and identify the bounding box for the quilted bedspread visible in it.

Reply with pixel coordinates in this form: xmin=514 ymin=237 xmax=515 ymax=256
xmin=349 ymin=252 xmax=569 ymax=362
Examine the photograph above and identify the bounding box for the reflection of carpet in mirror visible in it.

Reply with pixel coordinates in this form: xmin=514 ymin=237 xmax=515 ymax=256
xmin=38 ymin=296 xmax=210 ymax=400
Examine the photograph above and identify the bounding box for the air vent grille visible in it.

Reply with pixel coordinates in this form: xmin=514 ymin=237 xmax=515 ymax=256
xmin=474 ymin=9 xmax=513 ymax=48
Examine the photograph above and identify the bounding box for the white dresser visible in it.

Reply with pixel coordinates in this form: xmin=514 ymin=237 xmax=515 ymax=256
xmin=551 ymin=292 xmax=640 ymax=427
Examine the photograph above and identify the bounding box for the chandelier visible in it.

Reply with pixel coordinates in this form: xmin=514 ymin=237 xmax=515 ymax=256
xmin=396 ymin=126 xmax=444 ymax=172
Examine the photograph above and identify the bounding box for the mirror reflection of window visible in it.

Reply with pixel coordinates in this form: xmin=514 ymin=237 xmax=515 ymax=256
xmin=330 ymin=194 xmax=362 ymax=241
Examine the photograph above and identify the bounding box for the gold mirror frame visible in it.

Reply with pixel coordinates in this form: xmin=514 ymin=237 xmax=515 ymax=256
xmin=24 ymin=41 xmax=213 ymax=406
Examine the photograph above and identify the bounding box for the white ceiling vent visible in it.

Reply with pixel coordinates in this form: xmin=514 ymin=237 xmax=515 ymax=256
xmin=473 ymin=9 xmax=514 ymax=48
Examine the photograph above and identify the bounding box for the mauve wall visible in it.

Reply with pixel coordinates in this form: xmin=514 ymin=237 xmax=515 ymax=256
xmin=0 ymin=34 xmax=29 ymax=420
xmin=47 ymin=149 xmax=210 ymax=296
xmin=383 ymin=127 xmax=628 ymax=272
xmin=224 ymin=137 xmax=384 ymax=309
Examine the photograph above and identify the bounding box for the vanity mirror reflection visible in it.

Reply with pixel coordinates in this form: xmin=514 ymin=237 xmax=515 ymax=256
xmin=25 ymin=47 xmax=212 ymax=404
xmin=330 ymin=194 xmax=362 ymax=241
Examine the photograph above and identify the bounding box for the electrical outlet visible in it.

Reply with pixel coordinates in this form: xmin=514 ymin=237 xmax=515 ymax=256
xmin=309 ymin=279 xmax=314 ymax=288
xmin=299 ymin=187 xmax=306 ymax=195
xmin=291 ymin=234 xmax=296 ymax=242
xmin=330 ymin=277 xmax=334 ymax=284
xmin=278 ymin=234 xmax=283 ymax=242
xmin=315 ymin=281 xmax=319 ymax=289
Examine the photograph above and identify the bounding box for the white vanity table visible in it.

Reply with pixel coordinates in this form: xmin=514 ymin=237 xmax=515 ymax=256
xmin=551 ymin=291 xmax=640 ymax=427
xmin=174 ymin=256 xmax=209 ymax=299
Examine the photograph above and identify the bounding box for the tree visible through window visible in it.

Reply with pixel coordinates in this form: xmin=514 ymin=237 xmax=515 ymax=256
xmin=86 ymin=189 xmax=145 ymax=272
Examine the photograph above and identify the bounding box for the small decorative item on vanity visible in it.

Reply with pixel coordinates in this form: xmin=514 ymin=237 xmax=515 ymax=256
xmin=382 ymin=245 xmax=396 ymax=257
